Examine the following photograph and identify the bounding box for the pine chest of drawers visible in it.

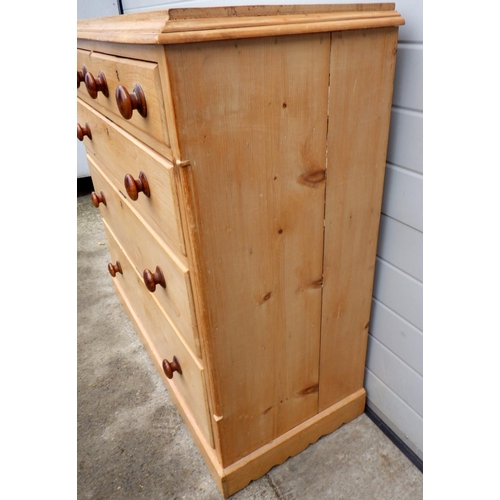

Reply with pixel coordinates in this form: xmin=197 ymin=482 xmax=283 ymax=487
xmin=77 ymin=4 xmax=404 ymax=497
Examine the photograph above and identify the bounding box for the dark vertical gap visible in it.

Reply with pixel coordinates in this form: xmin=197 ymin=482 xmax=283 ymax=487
xmin=316 ymin=31 xmax=333 ymax=415
xmin=77 ymin=176 xmax=94 ymax=197
xmin=117 ymin=0 xmax=124 ymax=15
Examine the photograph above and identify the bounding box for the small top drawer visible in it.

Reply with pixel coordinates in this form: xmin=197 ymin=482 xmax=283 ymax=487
xmin=77 ymin=48 xmax=170 ymax=153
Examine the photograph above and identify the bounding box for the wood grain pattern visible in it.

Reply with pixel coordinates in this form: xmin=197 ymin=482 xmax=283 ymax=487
xmin=156 ymin=16 xmax=404 ymax=44
xmin=77 ymin=99 xmax=186 ymax=259
xmin=167 ymin=33 xmax=330 ymax=466
xmin=168 ymin=3 xmax=396 ymax=20
xmin=221 ymin=388 xmax=366 ymax=497
xmin=77 ymin=48 xmax=170 ymax=150
xmin=87 ymin=154 xmax=201 ymax=357
xmin=77 ymin=5 xmax=403 ymax=44
xmin=319 ymin=27 xmax=399 ymax=411
xmin=103 ymin=219 xmax=214 ymax=446
xmin=77 ymin=41 xmax=178 ymax=161
xmin=161 ymin=11 xmax=402 ymax=34
xmin=77 ymin=8 xmax=404 ymax=494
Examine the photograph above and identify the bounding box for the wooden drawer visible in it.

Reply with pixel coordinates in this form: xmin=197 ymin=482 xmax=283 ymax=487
xmin=78 ymin=99 xmax=186 ymax=258
xmin=77 ymin=48 xmax=170 ymax=151
xmin=103 ymin=220 xmax=214 ymax=447
xmin=87 ymin=154 xmax=201 ymax=358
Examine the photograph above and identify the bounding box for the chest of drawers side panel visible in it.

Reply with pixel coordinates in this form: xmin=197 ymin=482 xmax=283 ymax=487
xmin=166 ymin=33 xmax=331 ymax=467
xmin=319 ymin=27 xmax=399 ymax=410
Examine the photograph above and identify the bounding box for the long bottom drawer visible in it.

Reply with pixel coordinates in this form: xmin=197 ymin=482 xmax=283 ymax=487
xmin=102 ymin=220 xmax=215 ymax=448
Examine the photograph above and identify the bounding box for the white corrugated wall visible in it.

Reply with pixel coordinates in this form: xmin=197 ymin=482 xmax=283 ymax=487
xmin=365 ymin=0 xmax=423 ymax=460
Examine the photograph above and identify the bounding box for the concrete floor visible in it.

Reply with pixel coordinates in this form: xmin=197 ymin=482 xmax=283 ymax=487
xmin=77 ymin=191 xmax=423 ymax=500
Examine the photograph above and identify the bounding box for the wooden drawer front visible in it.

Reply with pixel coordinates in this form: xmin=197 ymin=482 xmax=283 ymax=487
xmin=77 ymin=49 xmax=170 ymax=149
xmin=88 ymin=154 xmax=201 ymax=357
xmin=103 ymin=221 xmax=213 ymax=447
xmin=78 ymin=99 xmax=186 ymax=257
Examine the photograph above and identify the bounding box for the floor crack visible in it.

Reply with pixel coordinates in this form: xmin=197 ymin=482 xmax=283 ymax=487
xmin=266 ymin=474 xmax=290 ymax=500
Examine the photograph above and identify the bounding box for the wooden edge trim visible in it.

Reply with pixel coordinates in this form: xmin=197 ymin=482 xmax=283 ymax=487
xmin=168 ymin=3 xmax=396 ymax=20
xmin=162 ymin=10 xmax=401 ymax=34
xmin=77 ymin=31 xmax=162 ymax=44
xmin=220 ymin=388 xmax=366 ymax=498
xmin=157 ymin=15 xmax=404 ymax=44
xmin=77 ymin=10 xmax=404 ymax=44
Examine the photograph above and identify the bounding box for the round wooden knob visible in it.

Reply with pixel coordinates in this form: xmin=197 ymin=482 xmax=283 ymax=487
xmin=124 ymin=172 xmax=150 ymax=200
xmin=85 ymin=70 xmax=109 ymax=99
xmin=108 ymin=261 xmax=122 ymax=277
xmin=143 ymin=266 xmax=166 ymax=292
xmin=77 ymin=122 xmax=92 ymax=141
xmin=115 ymin=84 xmax=147 ymax=119
xmin=162 ymin=357 xmax=182 ymax=379
xmin=91 ymin=191 xmax=106 ymax=207
xmin=77 ymin=65 xmax=87 ymax=88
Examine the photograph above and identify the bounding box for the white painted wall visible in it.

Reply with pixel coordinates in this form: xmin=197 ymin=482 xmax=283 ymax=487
xmin=87 ymin=0 xmax=424 ymax=461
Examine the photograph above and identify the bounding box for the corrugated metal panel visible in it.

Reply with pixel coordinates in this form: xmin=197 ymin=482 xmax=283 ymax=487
xmin=387 ymin=109 xmax=423 ymax=174
xmin=392 ymin=44 xmax=423 ymax=111
xmin=373 ymin=258 xmax=423 ymax=331
xmin=377 ymin=215 xmax=422 ymax=282
xmin=365 ymin=367 xmax=423 ymax=458
xmin=370 ymin=0 xmax=423 ymax=459
xmin=366 ymin=335 xmax=423 ymax=416
xmin=382 ymin=165 xmax=423 ymax=231
xmin=370 ymin=298 xmax=423 ymax=375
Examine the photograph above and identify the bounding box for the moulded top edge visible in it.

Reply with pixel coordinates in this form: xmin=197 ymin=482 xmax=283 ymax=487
xmin=77 ymin=4 xmax=404 ymax=45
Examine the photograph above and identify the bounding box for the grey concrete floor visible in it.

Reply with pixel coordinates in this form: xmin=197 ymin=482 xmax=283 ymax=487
xmin=77 ymin=191 xmax=423 ymax=500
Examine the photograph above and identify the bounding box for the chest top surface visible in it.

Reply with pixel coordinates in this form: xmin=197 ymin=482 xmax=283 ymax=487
xmin=77 ymin=3 xmax=404 ymax=44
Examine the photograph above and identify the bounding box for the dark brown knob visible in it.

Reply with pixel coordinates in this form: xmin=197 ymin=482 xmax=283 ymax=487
xmin=124 ymin=172 xmax=150 ymax=200
xmin=162 ymin=357 xmax=182 ymax=379
xmin=143 ymin=266 xmax=166 ymax=292
xmin=115 ymin=84 xmax=147 ymax=119
xmin=77 ymin=123 xmax=92 ymax=141
xmin=85 ymin=70 xmax=109 ymax=99
xmin=108 ymin=261 xmax=122 ymax=277
xmin=77 ymin=65 xmax=87 ymax=88
xmin=91 ymin=191 xmax=106 ymax=207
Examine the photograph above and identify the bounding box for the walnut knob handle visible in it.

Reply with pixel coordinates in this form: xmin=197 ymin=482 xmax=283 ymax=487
xmin=124 ymin=172 xmax=150 ymax=200
xmin=108 ymin=261 xmax=122 ymax=277
xmin=162 ymin=357 xmax=182 ymax=379
xmin=77 ymin=65 xmax=87 ymax=88
xmin=115 ymin=84 xmax=147 ymax=119
xmin=91 ymin=191 xmax=106 ymax=207
xmin=77 ymin=123 xmax=92 ymax=141
xmin=143 ymin=266 xmax=166 ymax=292
xmin=85 ymin=70 xmax=109 ymax=99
